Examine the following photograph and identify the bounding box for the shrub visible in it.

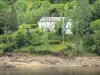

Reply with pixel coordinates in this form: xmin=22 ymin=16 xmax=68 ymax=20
xmin=64 ymin=34 xmax=74 ymax=41
xmin=18 ymin=24 xmax=37 ymax=30
xmin=48 ymin=40 xmax=60 ymax=45
xmin=18 ymin=24 xmax=32 ymax=30
xmin=48 ymin=32 xmax=60 ymax=40
xmin=61 ymin=42 xmax=84 ymax=56
xmin=34 ymin=28 xmax=41 ymax=33
xmin=88 ymin=42 xmax=100 ymax=55
xmin=0 ymin=43 xmax=14 ymax=52
xmin=0 ymin=43 xmax=6 ymax=50
xmin=61 ymin=44 xmax=77 ymax=56
xmin=19 ymin=49 xmax=29 ymax=53
xmin=32 ymin=42 xmax=43 ymax=46
xmin=0 ymin=34 xmax=6 ymax=43
xmin=29 ymin=46 xmax=35 ymax=53
xmin=90 ymin=19 xmax=100 ymax=30
xmin=12 ymin=30 xmax=28 ymax=46
xmin=31 ymin=24 xmax=37 ymax=28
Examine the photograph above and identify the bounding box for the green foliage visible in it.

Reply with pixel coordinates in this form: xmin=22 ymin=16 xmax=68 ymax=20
xmin=90 ymin=31 xmax=100 ymax=55
xmin=0 ymin=43 xmax=6 ymax=50
xmin=41 ymin=32 xmax=49 ymax=44
xmin=12 ymin=30 xmax=28 ymax=46
xmin=64 ymin=1 xmax=76 ymax=20
xmin=54 ymin=20 xmax=62 ymax=35
xmin=83 ymin=20 xmax=100 ymax=55
xmin=48 ymin=4 xmax=65 ymax=16
xmin=30 ymin=1 xmax=41 ymax=10
xmin=18 ymin=24 xmax=32 ymax=29
xmin=72 ymin=0 xmax=92 ymax=36
xmin=61 ymin=40 xmax=84 ymax=56
xmin=0 ymin=5 xmax=17 ymax=34
xmin=0 ymin=34 xmax=6 ymax=43
xmin=15 ymin=0 xmax=27 ymax=13
xmin=64 ymin=34 xmax=74 ymax=41
xmin=92 ymin=0 xmax=100 ymax=20
xmin=17 ymin=1 xmax=50 ymax=24
xmin=48 ymin=40 xmax=60 ymax=45
xmin=30 ymin=1 xmax=50 ymax=10
xmin=48 ymin=32 xmax=60 ymax=40
xmin=0 ymin=43 xmax=14 ymax=52
xmin=0 ymin=1 xmax=8 ymax=12
xmin=61 ymin=44 xmax=77 ymax=56
xmin=49 ymin=0 xmax=71 ymax=4
xmin=90 ymin=19 xmax=100 ymax=30
xmin=29 ymin=46 xmax=52 ymax=54
xmin=10 ymin=5 xmax=18 ymax=31
xmin=0 ymin=0 xmax=100 ymax=56
xmin=32 ymin=42 xmax=43 ymax=46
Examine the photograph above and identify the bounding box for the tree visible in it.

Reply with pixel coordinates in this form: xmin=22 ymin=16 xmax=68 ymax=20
xmin=54 ymin=20 xmax=62 ymax=36
xmin=89 ymin=0 xmax=95 ymax=4
xmin=0 ymin=1 xmax=8 ymax=12
xmin=87 ymin=19 xmax=100 ymax=55
xmin=10 ymin=5 xmax=18 ymax=31
xmin=15 ymin=0 xmax=27 ymax=13
xmin=48 ymin=4 xmax=65 ymax=16
xmin=90 ymin=19 xmax=100 ymax=30
xmin=92 ymin=0 xmax=100 ymax=20
xmin=72 ymin=0 xmax=92 ymax=36
xmin=0 ymin=5 xmax=17 ymax=44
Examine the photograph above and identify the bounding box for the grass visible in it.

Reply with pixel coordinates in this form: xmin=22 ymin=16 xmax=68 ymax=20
xmin=17 ymin=42 xmax=68 ymax=54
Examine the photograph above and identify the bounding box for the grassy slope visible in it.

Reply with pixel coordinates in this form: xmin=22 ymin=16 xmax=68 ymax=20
xmin=18 ymin=42 xmax=67 ymax=53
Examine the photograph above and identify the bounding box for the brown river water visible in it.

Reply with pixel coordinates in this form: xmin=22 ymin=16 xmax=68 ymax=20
xmin=0 ymin=67 xmax=100 ymax=75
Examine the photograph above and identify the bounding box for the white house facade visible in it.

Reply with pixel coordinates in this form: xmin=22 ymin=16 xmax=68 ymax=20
xmin=38 ymin=17 xmax=72 ymax=34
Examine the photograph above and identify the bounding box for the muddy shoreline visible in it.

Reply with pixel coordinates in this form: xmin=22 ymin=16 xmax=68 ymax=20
xmin=0 ymin=53 xmax=100 ymax=68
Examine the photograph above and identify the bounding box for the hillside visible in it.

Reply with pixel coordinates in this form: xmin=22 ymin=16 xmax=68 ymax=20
xmin=0 ymin=0 xmax=100 ymax=57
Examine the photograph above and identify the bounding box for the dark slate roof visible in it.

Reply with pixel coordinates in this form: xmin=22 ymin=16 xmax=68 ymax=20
xmin=39 ymin=17 xmax=65 ymax=22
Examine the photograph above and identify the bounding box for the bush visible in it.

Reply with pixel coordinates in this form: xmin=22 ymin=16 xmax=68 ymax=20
xmin=64 ymin=35 xmax=74 ymax=41
xmin=48 ymin=40 xmax=60 ymax=45
xmin=32 ymin=42 xmax=43 ymax=46
xmin=29 ymin=46 xmax=35 ymax=53
xmin=31 ymin=24 xmax=37 ymax=28
xmin=88 ymin=42 xmax=100 ymax=55
xmin=0 ymin=34 xmax=6 ymax=43
xmin=12 ymin=30 xmax=28 ymax=46
xmin=18 ymin=24 xmax=32 ymax=29
xmin=0 ymin=43 xmax=14 ymax=52
xmin=90 ymin=19 xmax=100 ymax=30
xmin=18 ymin=24 xmax=37 ymax=30
xmin=61 ymin=44 xmax=77 ymax=56
xmin=48 ymin=32 xmax=60 ymax=40
xmin=0 ymin=43 xmax=6 ymax=50
xmin=19 ymin=49 xmax=30 ymax=53
xmin=61 ymin=42 xmax=84 ymax=56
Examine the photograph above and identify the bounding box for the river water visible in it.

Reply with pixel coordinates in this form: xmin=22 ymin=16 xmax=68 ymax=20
xmin=0 ymin=67 xmax=100 ymax=75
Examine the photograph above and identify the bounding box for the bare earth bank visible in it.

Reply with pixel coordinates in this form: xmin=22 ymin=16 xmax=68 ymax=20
xmin=0 ymin=53 xmax=100 ymax=68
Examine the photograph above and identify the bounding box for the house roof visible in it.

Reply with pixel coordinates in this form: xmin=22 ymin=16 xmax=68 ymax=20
xmin=39 ymin=17 xmax=65 ymax=22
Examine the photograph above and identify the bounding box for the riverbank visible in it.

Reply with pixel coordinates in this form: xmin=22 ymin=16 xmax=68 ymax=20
xmin=0 ymin=53 xmax=100 ymax=68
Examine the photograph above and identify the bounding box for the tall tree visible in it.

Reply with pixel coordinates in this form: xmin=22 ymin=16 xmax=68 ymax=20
xmin=0 ymin=1 xmax=8 ymax=12
xmin=10 ymin=5 xmax=18 ymax=31
xmin=92 ymin=0 xmax=100 ymax=20
xmin=72 ymin=0 xmax=92 ymax=36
